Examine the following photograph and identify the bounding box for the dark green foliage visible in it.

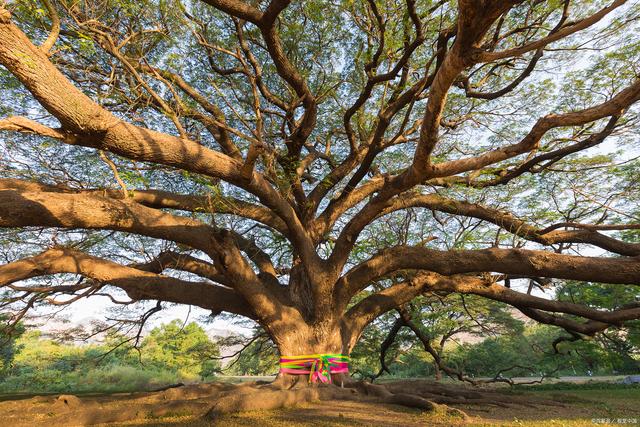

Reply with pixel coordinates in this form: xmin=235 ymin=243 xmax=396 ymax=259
xmin=226 ymin=335 xmax=279 ymax=376
xmin=141 ymin=319 xmax=221 ymax=379
xmin=350 ymin=321 xmax=640 ymax=380
xmin=0 ymin=320 xmax=220 ymax=394
xmin=0 ymin=316 xmax=24 ymax=379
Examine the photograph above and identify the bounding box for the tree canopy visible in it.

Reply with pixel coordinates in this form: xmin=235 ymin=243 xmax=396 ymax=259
xmin=0 ymin=0 xmax=639 ymax=364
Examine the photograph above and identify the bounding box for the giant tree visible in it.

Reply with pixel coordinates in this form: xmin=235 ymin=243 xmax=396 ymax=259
xmin=1 ymin=0 xmax=640 ymax=415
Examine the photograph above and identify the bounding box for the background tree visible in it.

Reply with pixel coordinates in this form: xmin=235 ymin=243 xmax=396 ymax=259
xmin=555 ymin=281 xmax=640 ymax=373
xmin=226 ymin=332 xmax=280 ymax=376
xmin=0 ymin=314 xmax=24 ymax=379
xmin=0 ymin=319 xmax=220 ymax=393
xmin=351 ymin=295 xmax=524 ymax=381
xmin=141 ymin=319 xmax=221 ymax=379
xmin=1 ymin=0 xmax=640 ymax=414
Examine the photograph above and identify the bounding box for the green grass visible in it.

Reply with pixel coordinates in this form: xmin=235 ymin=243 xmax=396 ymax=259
xmin=513 ymin=381 xmax=640 ymax=391
xmin=0 ymin=365 xmax=190 ymax=396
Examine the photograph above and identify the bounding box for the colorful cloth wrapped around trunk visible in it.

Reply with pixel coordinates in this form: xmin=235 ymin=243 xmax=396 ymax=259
xmin=279 ymin=354 xmax=349 ymax=383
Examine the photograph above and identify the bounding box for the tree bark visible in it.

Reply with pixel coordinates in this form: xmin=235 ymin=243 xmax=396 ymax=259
xmin=434 ymin=362 xmax=442 ymax=381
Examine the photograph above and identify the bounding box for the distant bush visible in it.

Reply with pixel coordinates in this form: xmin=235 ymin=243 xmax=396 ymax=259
xmin=0 ymin=364 xmax=184 ymax=394
xmin=0 ymin=317 xmax=24 ymax=379
xmin=82 ymin=365 xmax=179 ymax=392
xmin=0 ymin=320 xmax=221 ymax=395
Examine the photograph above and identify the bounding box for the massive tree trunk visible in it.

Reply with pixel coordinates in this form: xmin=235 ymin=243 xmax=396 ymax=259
xmin=270 ymin=320 xmax=349 ymax=357
xmin=256 ymin=270 xmax=358 ymax=383
xmin=268 ymin=321 xmax=352 ymax=387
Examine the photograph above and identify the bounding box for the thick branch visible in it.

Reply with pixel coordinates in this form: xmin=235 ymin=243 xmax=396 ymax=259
xmin=0 ymin=188 xmax=218 ymax=253
xmin=422 ymin=273 xmax=640 ymax=326
xmin=411 ymin=0 xmax=521 ymax=172
xmin=133 ymin=251 xmax=224 ymax=282
xmin=0 ymin=178 xmax=287 ymax=234
xmin=39 ymin=0 xmax=60 ymax=54
xmin=339 ymin=246 xmax=640 ymax=302
xmin=430 ymin=84 xmax=640 ymax=178
xmin=198 ymin=0 xmax=262 ymax=23
xmin=0 ymin=248 xmax=255 ymax=317
xmin=0 ymin=12 xmax=318 ymax=270
xmin=345 ymin=272 xmax=640 ymax=345
xmin=328 ymin=80 xmax=640 ymax=270
xmin=379 ymin=192 xmax=640 ymax=256
xmin=480 ymin=0 xmax=627 ymax=62
xmin=517 ymin=306 xmax=608 ymax=336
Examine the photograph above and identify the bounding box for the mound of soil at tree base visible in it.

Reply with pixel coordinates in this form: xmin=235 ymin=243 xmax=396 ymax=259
xmin=0 ymin=379 xmax=580 ymax=426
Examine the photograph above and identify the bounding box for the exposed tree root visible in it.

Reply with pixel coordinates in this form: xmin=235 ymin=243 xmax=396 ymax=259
xmin=9 ymin=378 xmax=573 ymax=426
xmin=263 ymin=371 xmax=310 ymax=390
xmin=206 ymin=387 xmax=320 ymax=420
xmin=382 ymin=379 xmax=565 ymax=408
xmin=148 ymin=382 xmax=185 ymax=392
xmin=340 ymin=380 xmax=468 ymax=418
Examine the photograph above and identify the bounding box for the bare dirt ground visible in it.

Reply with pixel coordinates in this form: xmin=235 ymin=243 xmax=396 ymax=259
xmin=0 ymin=379 xmax=638 ymax=426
